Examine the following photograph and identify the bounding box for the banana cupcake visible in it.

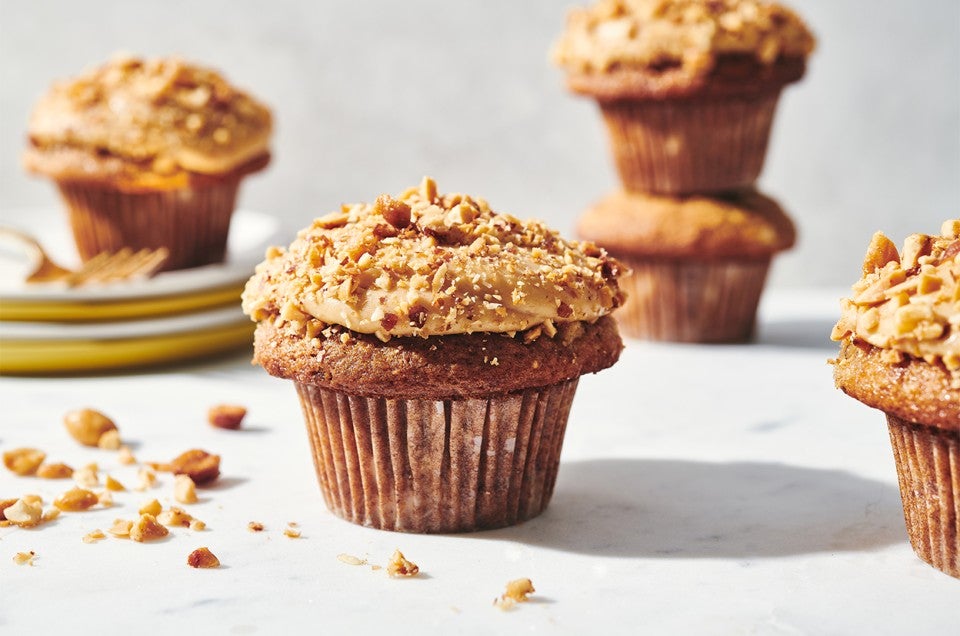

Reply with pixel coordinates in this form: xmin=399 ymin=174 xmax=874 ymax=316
xmin=578 ymin=188 xmax=794 ymax=342
xmin=832 ymin=220 xmax=960 ymax=578
xmin=552 ymin=0 xmax=815 ymax=194
xmin=24 ymin=54 xmax=272 ymax=271
xmin=242 ymin=177 xmax=625 ymax=533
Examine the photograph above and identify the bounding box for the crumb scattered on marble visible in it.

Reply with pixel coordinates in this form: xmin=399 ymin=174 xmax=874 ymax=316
xmin=187 ymin=547 xmax=220 ymax=568
xmin=13 ymin=551 xmax=36 ymax=566
xmin=386 ymin=549 xmax=419 ymax=577
xmin=337 ymin=553 xmax=367 ymax=566
xmin=494 ymin=578 xmax=535 ymax=610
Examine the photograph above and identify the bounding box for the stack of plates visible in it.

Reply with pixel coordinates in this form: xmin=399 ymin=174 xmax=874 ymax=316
xmin=0 ymin=208 xmax=279 ymax=374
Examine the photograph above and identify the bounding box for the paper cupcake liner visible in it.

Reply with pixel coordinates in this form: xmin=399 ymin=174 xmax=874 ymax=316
xmin=615 ymin=257 xmax=771 ymax=342
xmin=886 ymin=413 xmax=959 ymax=578
xmin=598 ymin=91 xmax=781 ymax=194
xmin=293 ymin=378 xmax=580 ymax=533
xmin=57 ymin=179 xmax=241 ymax=271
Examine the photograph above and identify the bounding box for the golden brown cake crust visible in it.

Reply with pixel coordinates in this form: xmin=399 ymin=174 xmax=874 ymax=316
xmin=833 ymin=340 xmax=960 ymax=430
xmin=577 ymin=188 xmax=795 ymax=259
xmin=253 ymin=316 xmax=623 ymax=400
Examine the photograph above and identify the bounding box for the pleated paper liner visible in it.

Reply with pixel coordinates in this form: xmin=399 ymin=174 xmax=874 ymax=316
xmin=294 ymin=378 xmax=579 ymax=533
xmin=886 ymin=413 xmax=959 ymax=578
xmin=614 ymin=256 xmax=771 ymax=343
xmin=57 ymin=178 xmax=240 ymax=272
xmin=598 ymin=91 xmax=780 ymax=194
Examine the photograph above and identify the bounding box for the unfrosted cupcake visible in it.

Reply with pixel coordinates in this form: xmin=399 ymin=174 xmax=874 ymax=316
xmin=242 ymin=177 xmax=625 ymax=533
xmin=578 ymin=188 xmax=794 ymax=342
xmin=552 ymin=0 xmax=815 ymax=194
xmin=24 ymin=54 xmax=272 ymax=271
xmin=832 ymin=219 xmax=960 ymax=578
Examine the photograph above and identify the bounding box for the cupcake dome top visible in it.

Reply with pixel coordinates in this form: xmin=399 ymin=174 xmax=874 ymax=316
xmin=832 ymin=219 xmax=960 ymax=381
xmin=24 ymin=54 xmax=272 ymax=185
xmin=243 ymin=177 xmax=625 ymax=342
xmin=577 ymin=189 xmax=795 ymax=259
xmin=552 ymin=0 xmax=815 ymax=75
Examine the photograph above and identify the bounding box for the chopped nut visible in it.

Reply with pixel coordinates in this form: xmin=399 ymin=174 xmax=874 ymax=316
xmin=105 ymin=475 xmax=126 ymax=491
xmin=13 ymin=551 xmax=36 ymax=566
xmin=97 ymin=429 xmax=121 ymax=450
xmin=0 ymin=498 xmax=18 ymax=520
xmin=135 ymin=468 xmax=156 ymax=491
xmin=36 ymin=462 xmax=73 ymax=479
xmin=174 ymin=474 xmax=199 ymax=504
xmin=247 ymin=521 xmax=265 ymax=532
xmin=4 ymin=499 xmax=43 ymax=527
xmin=494 ymin=578 xmax=535 ymax=610
xmin=83 ymin=530 xmax=106 ymax=544
xmin=129 ymin=513 xmax=169 ymax=542
xmin=42 ymin=507 xmax=61 ymax=523
xmin=139 ymin=499 xmax=162 ymax=516
xmin=108 ymin=519 xmax=133 ymax=538
xmin=21 ymin=494 xmax=42 ymax=506
xmin=165 ymin=449 xmax=220 ymax=485
xmin=207 ymin=404 xmax=247 ymax=430
xmin=337 ymin=553 xmax=367 ymax=566
xmin=189 ymin=519 xmax=206 ymax=531
xmin=187 ymin=547 xmax=220 ymax=568
xmin=861 ymin=231 xmax=900 ymax=275
xmin=73 ymin=464 xmax=99 ymax=488
xmin=54 ymin=487 xmax=99 ymax=512
xmin=157 ymin=506 xmax=194 ymax=528
xmin=118 ymin=446 xmax=136 ymax=465
xmin=3 ymin=448 xmax=46 ymax=476
xmin=283 ymin=527 xmax=302 ymax=539
xmin=63 ymin=408 xmax=117 ymax=447
xmin=375 ymin=194 xmax=412 ymax=229
xmin=386 ymin=549 xmax=419 ymax=577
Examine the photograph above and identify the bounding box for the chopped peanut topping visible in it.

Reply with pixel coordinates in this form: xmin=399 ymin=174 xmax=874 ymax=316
xmin=494 ymin=578 xmax=535 ymax=610
xmin=161 ymin=449 xmax=221 ymax=485
xmin=108 ymin=519 xmax=133 ymax=537
xmin=187 ymin=547 xmax=220 ymax=568
xmin=105 ymin=475 xmax=126 ymax=491
xmin=97 ymin=429 xmax=121 ymax=450
xmin=208 ymin=404 xmax=247 ymax=430
xmin=157 ymin=507 xmax=196 ymax=528
xmin=3 ymin=448 xmax=46 ymax=476
xmin=173 ymin=474 xmax=199 ymax=504
xmin=129 ymin=513 xmax=169 ymax=542
xmin=73 ymin=464 xmax=99 ymax=488
xmin=36 ymin=462 xmax=73 ymax=479
xmin=118 ymin=446 xmax=137 ymax=465
xmin=248 ymin=521 xmax=265 ymax=532
xmin=139 ymin=499 xmax=162 ymax=516
xmin=13 ymin=551 xmax=36 ymax=566
xmin=386 ymin=550 xmax=419 ymax=577
xmin=54 ymin=487 xmax=99 ymax=512
xmin=63 ymin=409 xmax=117 ymax=447
xmin=134 ymin=468 xmax=156 ymax=491
xmin=283 ymin=527 xmax=301 ymax=539
xmin=4 ymin=499 xmax=43 ymax=527
xmin=337 ymin=553 xmax=367 ymax=566
xmin=83 ymin=529 xmax=106 ymax=543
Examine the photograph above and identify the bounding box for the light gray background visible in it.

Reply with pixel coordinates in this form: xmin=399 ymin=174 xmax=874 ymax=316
xmin=1 ymin=0 xmax=957 ymax=287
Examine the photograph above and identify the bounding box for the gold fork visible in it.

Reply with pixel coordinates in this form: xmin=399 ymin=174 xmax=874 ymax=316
xmin=0 ymin=227 xmax=169 ymax=287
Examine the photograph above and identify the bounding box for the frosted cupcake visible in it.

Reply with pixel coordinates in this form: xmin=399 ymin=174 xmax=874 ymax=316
xmin=832 ymin=220 xmax=960 ymax=578
xmin=242 ymin=177 xmax=625 ymax=533
xmin=553 ymin=0 xmax=815 ymax=194
xmin=578 ymin=188 xmax=795 ymax=342
xmin=24 ymin=54 xmax=272 ymax=271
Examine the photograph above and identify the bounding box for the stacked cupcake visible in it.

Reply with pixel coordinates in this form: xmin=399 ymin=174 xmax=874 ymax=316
xmin=553 ymin=0 xmax=815 ymax=342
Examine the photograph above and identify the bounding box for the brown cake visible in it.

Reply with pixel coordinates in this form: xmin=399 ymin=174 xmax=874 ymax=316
xmin=831 ymin=219 xmax=960 ymax=578
xmin=242 ymin=177 xmax=625 ymax=533
xmin=552 ymin=0 xmax=815 ymax=194
xmin=577 ymin=188 xmax=794 ymax=341
xmin=23 ymin=54 xmax=272 ymax=271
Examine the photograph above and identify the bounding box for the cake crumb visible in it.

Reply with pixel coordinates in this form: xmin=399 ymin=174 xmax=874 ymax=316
xmin=386 ymin=549 xmax=419 ymax=577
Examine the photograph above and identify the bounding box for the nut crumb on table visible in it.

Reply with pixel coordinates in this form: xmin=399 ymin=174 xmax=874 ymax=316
xmin=283 ymin=526 xmax=301 ymax=539
xmin=117 ymin=446 xmax=136 ymax=465
xmin=208 ymin=404 xmax=247 ymax=430
xmin=139 ymin=499 xmax=162 ymax=516
xmin=187 ymin=547 xmax=220 ymax=568
xmin=155 ymin=449 xmax=221 ymax=485
xmin=3 ymin=448 xmax=46 ymax=476
xmin=3 ymin=498 xmax=43 ymax=527
xmin=73 ymin=464 xmax=99 ymax=488
xmin=105 ymin=475 xmax=125 ymax=491
xmin=13 ymin=551 xmax=36 ymax=566
xmin=386 ymin=550 xmax=419 ymax=577
xmin=247 ymin=521 xmax=264 ymax=532
xmin=36 ymin=462 xmax=73 ymax=479
xmin=63 ymin=408 xmax=117 ymax=447
xmin=337 ymin=553 xmax=367 ymax=566
xmin=82 ymin=529 xmax=106 ymax=543
xmin=97 ymin=429 xmax=122 ymax=450
xmin=174 ymin=474 xmax=199 ymax=504
xmin=129 ymin=513 xmax=169 ymax=542
xmin=494 ymin=578 xmax=535 ymax=610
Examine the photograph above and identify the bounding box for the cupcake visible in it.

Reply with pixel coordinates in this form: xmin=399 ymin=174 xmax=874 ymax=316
xmin=577 ymin=188 xmax=795 ymax=342
xmin=552 ymin=0 xmax=815 ymax=194
xmin=23 ymin=54 xmax=272 ymax=271
xmin=242 ymin=177 xmax=625 ymax=533
xmin=831 ymin=220 xmax=960 ymax=578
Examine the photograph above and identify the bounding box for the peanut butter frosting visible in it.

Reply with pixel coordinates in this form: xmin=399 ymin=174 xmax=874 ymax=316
xmin=831 ymin=220 xmax=960 ymax=383
xmin=242 ymin=177 xmax=625 ymax=342
xmin=24 ymin=54 xmax=272 ymax=186
xmin=553 ymin=0 xmax=815 ymax=75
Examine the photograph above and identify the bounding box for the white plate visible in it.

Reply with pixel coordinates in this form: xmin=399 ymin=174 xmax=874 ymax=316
xmin=0 ymin=304 xmax=248 ymax=341
xmin=0 ymin=208 xmax=279 ymax=301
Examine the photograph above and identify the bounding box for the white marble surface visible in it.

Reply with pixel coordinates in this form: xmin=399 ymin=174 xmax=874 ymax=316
xmin=0 ymin=289 xmax=956 ymax=634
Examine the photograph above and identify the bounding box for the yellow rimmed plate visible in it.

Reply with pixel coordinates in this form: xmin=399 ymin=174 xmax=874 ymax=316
xmin=0 ymin=209 xmax=278 ymax=322
xmin=0 ymin=306 xmax=254 ymax=374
